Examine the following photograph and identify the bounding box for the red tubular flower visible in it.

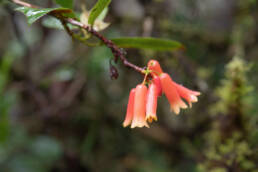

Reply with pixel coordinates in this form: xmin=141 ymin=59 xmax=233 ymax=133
xmin=146 ymin=83 xmax=158 ymax=123
xmin=174 ymin=83 xmax=200 ymax=108
xmin=160 ymin=73 xmax=187 ymax=114
xmin=123 ymin=88 xmax=136 ymax=127
xmin=152 ymin=75 xmax=162 ymax=96
xmin=131 ymin=84 xmax=149 ymax=128
xmin=147 ymin=60 xmax=163 ymax=74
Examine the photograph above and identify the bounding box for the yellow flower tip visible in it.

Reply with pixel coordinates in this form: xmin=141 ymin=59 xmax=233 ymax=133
xmin=146 ymin=115 xmax=158 ymax=123
xmin=147 ymin=118 xmax=153 ymax=123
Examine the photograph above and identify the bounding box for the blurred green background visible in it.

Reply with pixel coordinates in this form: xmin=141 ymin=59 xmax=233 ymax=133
xmin=0 ymin=0 xmax=258 ymax=171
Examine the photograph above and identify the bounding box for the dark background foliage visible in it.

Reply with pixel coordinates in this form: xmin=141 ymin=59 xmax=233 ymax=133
xmin=0 ymin=0 xmax=258 ymax=171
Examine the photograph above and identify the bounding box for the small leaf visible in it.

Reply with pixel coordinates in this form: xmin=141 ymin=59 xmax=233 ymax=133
xmin=111 ymin=37 xmax=183 ymax=51
xmin=88 ymin=0 xmax=111 ymax=26
xmin=15 ymin=7 xmax=72 ymax=25
xmin=55 ymin=0 xmax=73 ymax=9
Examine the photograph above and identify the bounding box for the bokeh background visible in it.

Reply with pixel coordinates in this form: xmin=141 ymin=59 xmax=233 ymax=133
xmin=0 ymin=0 xmax=258 ymax=171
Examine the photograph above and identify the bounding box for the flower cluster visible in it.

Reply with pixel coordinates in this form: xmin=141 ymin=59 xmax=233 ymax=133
xmin=123 ymin=60 xmax=201 ymax=128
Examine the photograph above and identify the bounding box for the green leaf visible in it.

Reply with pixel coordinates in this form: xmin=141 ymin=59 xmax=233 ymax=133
xmin=15 ymin=7 xmax=72 ymax=25
xmin=88 ymin=0 xmax=111 ymax=25
xmin=111 ymin=37 xmax=183 ymax=51
xmin=55 ymin=0 xmax=73 ymax=9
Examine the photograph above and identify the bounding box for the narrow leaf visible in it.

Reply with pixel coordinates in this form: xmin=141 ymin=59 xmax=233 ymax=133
xmin=16 ymin=7 xmax=72 ymax=25
xmin=55 ymin=0 xmax=73 ymax=9
xmin=88 ymin=0 xmax=111 ymax=25
xmin=111 ymin=37 xmax=183 ymax=51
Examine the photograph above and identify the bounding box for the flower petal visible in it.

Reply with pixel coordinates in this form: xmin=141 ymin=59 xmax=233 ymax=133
xmin=123 ymin=88 xmax=135 ymax=127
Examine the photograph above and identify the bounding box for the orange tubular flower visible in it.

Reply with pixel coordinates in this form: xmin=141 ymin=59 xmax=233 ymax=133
xmin=152 ymin=75 xmax=162 ymax=96
xmin=147 ymin=60 xmax=163 ymax=74
xmin=146 ymin=83 xmax=158 ymax=123
xmin=160 ymin=73 xmax=188 ymax=114
xmin=131 ymin=84 xmax=149 ymax=128
xmin=174 ymin=83 xmax=200 ymax=108
xmin=123 ymin=88 xmax=136 ymax=127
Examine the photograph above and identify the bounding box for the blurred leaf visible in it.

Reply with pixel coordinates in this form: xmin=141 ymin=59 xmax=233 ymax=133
xmin=42 ymin=17 xmax=64 ymax=29
xmin=55 ymin=0 xmax=73 ymax=9
xmin=0 ymin=54 xmax=15 ymax=143
xmin=111 ymin=37 xmax=183 ymax=51
xmin=88 ymin=0 xmax=111 ymax=25
xmin=15 ymin=7 xmax=72 ymax=25
xmin=87 ymin=46 xmax=112 ymax=76
xmin=31 ymin=136 xmax=62 ymax=162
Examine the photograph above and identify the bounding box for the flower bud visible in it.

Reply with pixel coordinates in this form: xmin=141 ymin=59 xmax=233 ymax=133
xmin=147 ymin=60 xmax=163 ymax=75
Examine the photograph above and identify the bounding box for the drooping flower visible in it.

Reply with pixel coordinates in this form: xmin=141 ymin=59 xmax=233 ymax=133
xmin=173 ymin=82 xmax=200 ymax=108
xmin=123 ymin=59 xmax=201 ymax=128
xmin=123 ymin=88 xmax=135 ymax=127
xmin=159 ymin=73 xmax=188 ymax=114
xmin=131 ymin=84 xmax=149 ymax=128
xmin=146 ymin=83 xmax=158 ymax=123
xmin=147 ymin=60 xmax=163 ymax=74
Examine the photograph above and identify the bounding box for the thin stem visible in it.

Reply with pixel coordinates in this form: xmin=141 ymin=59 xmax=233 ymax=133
xmin=12 ymin=0 xmax=38 ymax=8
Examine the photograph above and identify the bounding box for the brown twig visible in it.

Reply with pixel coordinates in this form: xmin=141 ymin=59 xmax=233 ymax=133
xmin=12 ymin=0 xmax=145 ymax=74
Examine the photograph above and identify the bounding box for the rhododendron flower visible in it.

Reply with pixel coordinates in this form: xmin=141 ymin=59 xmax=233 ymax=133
xmin=147 ymin=60 xmax=163 ymax=74
xmin=146 ymin=83 xmax=158 ymax=123
xmin=123 ymin=88 xmax=135 ymax=127
xmin=174 ymin=82 xmax=200 ymax=108
xmin=123 ymin=59 xmax=201 ymax=128
xmin=160 ymin=73 xmax=188 ymax=114
xmin=131 ymin=84 xmax=149 ymax=128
